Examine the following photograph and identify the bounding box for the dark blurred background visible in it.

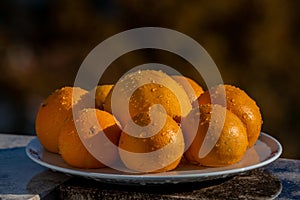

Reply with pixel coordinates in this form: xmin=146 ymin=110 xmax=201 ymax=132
xmin=0 ymin=0 xmax=299 ymax=159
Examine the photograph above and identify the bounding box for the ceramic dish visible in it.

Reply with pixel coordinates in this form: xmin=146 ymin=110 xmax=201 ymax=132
xmin=26 ymin=132 xmax=282 ymax=185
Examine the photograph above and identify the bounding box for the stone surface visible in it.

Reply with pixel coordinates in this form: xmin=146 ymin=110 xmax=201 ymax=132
xmin=59 ymin=169 xmax=282 ymax=200
xmin=0 ymin=134 xmax=35 ymax=149
xmin=264 ymin=158 xmax=300 ymax=199
xmin=57 ymin=159 xmax=300 ymax=200
xmin=0 ymin=134 xmax=70 ymax=200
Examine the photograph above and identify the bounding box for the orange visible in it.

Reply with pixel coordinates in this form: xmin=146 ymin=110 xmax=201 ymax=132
xmin=92 ymin=84 xmax=114 ymax=110
xmin=183 ymin=104 xmax=248 ymax=167
xmin=104 ymin=70 xmax=191 ymax=125
xmin=58 ymin=108 xmax=121 ymax=168
xmin=197 ymin=84 xmax=262 ymax=148
xmin=172 ymin=75 xmax=204 ymax=102
xmin=35 ymin=87 xmax=88 ymax=153
xmin=118 ymin=111 xmax=184 ymax=172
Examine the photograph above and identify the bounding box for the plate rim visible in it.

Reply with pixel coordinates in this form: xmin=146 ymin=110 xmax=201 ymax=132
xmin=25 ymin=132 xmax=282 ymax=182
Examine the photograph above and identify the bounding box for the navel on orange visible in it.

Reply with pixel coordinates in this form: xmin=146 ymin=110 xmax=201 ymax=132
xmin=104 ymin=70 xmax=191 ymax=125
xmin=118 ymin=111 xmax=184 ymax=172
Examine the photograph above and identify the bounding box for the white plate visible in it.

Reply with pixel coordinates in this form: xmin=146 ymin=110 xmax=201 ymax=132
xmin=26 ymin=132 xmax=282 ymax=185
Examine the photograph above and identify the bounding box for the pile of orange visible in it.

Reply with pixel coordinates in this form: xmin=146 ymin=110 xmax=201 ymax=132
xmin=35 ymin=69 xmax=262 ymax=172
